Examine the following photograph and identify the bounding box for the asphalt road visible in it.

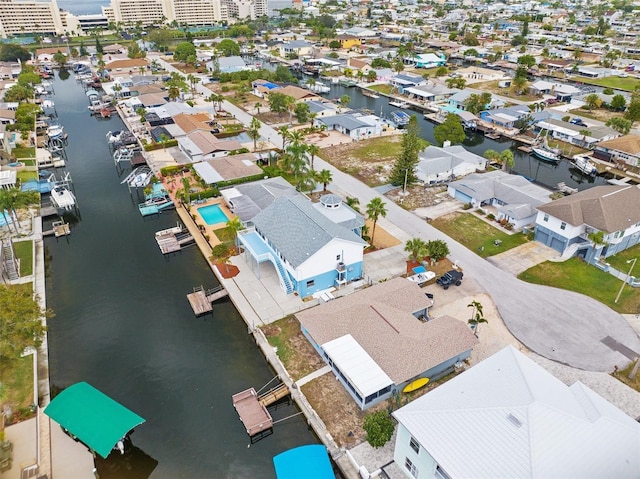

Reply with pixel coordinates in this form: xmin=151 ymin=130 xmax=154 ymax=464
xmin=156 ymin=56 xmax=640 ymax=372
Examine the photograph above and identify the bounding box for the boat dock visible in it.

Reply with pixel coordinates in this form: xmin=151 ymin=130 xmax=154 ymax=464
xmin=43 ymin=220 xmax=71 ymax=238
xmin=518 ymin=146 xmax=533 ymax=153
xmin=154 ymin=224 xmax=195 ymax=254
xmin=186 ymin=285 xmax=229 ymax=315
xmin=232 ymin=382 xmax=291 ymax=442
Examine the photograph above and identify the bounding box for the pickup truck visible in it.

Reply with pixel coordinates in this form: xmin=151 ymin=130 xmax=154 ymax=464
xmin=436 ymin=270 xmax=463 ymax=290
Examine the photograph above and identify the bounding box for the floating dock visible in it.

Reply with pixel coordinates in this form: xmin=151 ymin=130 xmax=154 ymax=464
xmin=186 ymin=285 xmax=229 ymax=315
xmin=232 ymin=383 xmax=290 ymax=441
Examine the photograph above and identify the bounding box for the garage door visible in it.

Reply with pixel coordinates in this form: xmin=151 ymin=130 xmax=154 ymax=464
xmin=550 ymin=237 xmax=565 ymax=252
xmin=454 ymin=190 xmax=472 ymax=203
xmin=536 ymin=231 xmax=549 ymax=245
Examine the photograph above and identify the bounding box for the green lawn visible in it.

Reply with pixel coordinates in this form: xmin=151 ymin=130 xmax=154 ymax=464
xmin=12 ymin=146 xmax=35 ymax=159
xmin=518 ymin=257 xmax=640 ymax=313
xmin=0 ymin=354 xmax=35 ymax=425
xmin=430 ymin=212 xmax=529 ymax=257
xmin=17 ymin=171 xmax=38 ymax=182
xmin=369 ymin=84 xmax=394 ymax=95
xmin=13 ymin=241 xmax=33 ymax=276
xmin=604 ymin=243 xmax=640 ymax=273
xmin=574 ymin=75 xmax=640 ymax=91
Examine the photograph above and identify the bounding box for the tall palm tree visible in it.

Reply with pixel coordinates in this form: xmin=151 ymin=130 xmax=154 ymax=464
xmin=0 ymin=188 xmax=39 ymax=235
xmin=226 ymin=216 xmax=244 ymax=245
xmin=345 ymin=196 xmax=360 ymax=213
xmin=467 ymin=300 xmax=487 ymax=337
xmin=366 ymin=197 xmax=387 ymax=247
xmin=307 ymin=144 xmax=320 ymax=171
xmin=315 ymin=169 xmax=332 ymax=191
xmin=248 ymin=117 xmax=261 ymax=151
xmin=277 ymin=125 xmax=290 ymax=150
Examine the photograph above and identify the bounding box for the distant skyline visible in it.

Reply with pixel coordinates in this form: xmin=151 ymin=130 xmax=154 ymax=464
xmin=57 ymin=0 xmax=106 ymax=16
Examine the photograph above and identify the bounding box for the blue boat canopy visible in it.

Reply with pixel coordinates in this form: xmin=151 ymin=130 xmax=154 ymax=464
xmin=273 ymin=445 xmax=334 ymax=479
xmin=44 ymin=382 xmax=145 ymax=459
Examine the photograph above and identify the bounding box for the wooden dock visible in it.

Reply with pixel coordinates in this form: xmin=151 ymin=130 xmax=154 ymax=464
xmin=518 ymin=146 xmax=533 ymax=153
xmin=155 ymin=225 xmax=194 ymax=254
xmin=186 ymin=285 xmax=229 ymax=315
xmin=232 ymin=388 xmax=273 ymax=439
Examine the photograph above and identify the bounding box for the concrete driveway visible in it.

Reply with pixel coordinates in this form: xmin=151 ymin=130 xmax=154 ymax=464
xmin=488 ymin=242 xmax=558 ymax=276
xmin=153 ymin=57 xmax=640 ymax=373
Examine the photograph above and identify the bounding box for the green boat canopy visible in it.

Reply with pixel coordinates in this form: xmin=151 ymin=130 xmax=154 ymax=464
xmin=44 ymin=382 xmax=145 ymax=459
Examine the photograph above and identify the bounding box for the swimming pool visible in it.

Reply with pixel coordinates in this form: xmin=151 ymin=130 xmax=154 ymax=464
xmin=197 ymin=204 xmax=228 ymax=225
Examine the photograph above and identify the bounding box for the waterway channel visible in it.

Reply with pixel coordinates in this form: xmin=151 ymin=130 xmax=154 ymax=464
xmin=45 ymin=75 xmax=317 ymax=477
xmin=311 ymin=79 xmax=611 ymax=191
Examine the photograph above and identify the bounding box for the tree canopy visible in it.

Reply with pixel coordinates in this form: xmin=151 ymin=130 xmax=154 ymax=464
xmin=389 ymin=115 xmax=426 ymax=186
xmin=0 ymin=44 xmax=30 ymax=62
xmin=0 ymin=284 xmax=47 ymax=362
xmin=217 ymin=39 xmax=240 ymax=57
xmin=434 ymin=113 xmax=465 ymax=146
xmin=268 ymin=92 xmax=295 ymax=114
xmin=173 ymin=42 xmax=196 ymax=62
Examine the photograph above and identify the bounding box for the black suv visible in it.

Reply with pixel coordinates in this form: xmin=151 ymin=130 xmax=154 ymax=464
xmin=436 ymin=270 xmax=463 ymax=290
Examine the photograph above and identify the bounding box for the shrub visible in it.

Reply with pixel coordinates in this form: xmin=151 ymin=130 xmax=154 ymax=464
xmin=500 ymin=218 xmax=508 ymax=226
xmin=476 ymin=208 xmax=485 ymax=215
xmin=562 ymin=115 xmax=570 ymax=122
xmin=505 ymin=223 xmax=514 ymax=230
xmin=487 ymin=213 xmax=495 ymax=220
xmin=462 ymin=202 xmax=472 ymax=210
xmin=363 ymin=410 xmax=395 ymax=448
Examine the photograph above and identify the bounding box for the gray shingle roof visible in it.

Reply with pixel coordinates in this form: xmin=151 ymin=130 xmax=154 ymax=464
xmin=252 ymin=196 xmax=366 ymax=268
xmin=450 ymin=170 xmax=552 ymax=207
xmin=537 ymin=185 xmax=640 ymax=232
xmin=224 ymin=177 xmax=302 ymax=222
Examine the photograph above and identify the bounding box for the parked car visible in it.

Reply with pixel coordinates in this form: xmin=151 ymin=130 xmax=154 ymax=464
xmin=570 ymin=118 xmax=587 ymax=126
xmin=545 ymin=98 xmax=559 ymax=105
xmin=436 ymin=270 xmax=463 ymax=290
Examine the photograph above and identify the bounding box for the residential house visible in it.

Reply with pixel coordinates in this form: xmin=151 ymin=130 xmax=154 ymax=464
xmin=104 ymin=58 xmax=149 ymax=74
xmin=449 ymin=91 xmax=505 ymax=113
xmin=412 ymin=53 xmax=446 ymax=69
xmin=296 ymin=278 xmax=478 ymax=409
xmin=214 ymin=56 xmax=248 ymax=74
xmin=172 ymin=112 xmax=213 ymax=136
xmin=346 ymin=57 xmax=372 ymax=76
xmin=416 ymin=145 xmax=487 ymax=185
xmin=393 ymin=346 xmax=640 ymax=479
xmin=314 ymin=113 xmax=382 ymax=140
xmin=251 ymin=79 xmax=281 ymax=98
xmin=403 ymin=83 xmax=458 ymax=103
xmin=177 ymin=130 xmax=242 ymax=162
xmin=336 ymin=34 xmax=361 ymax=49
xmin=274 ymin=85 xmax=321 ymax=103
xmin=220 ymin=176 xmax=302 ymax=224
xmin=448 ymin=170 xmax=553 ymax=230
xmin=535 ymin=118 xmax=619 ymax=149
xmin=192 ymin=153 xmax=263 ymax=184
xmin=535 ymin=185 xmax=640 ymax=261
xmin=137 ymin=92 xmax=167 ymax=108
xmin=390 ymin=73 xmax=427 ymax=91
xmin=0 ymin=109 xmax=14 ymax=125
xmin=593 ymin=135 xmax=640 ymax=167
xmin=528 ymin=80 xmax=581 ymax=101
xmin=342 ymin=26 xmax=377 ymax=37
xmin=577 ymin=66 xmax=610 ymax=78
xmin=480 ymin=105 xmax=549 ymax=130
xmin=306 ymin=100 xmax=339 ymax=118
xmin=236 ymin=194 xmax=366 ymax=297
xmin=279 ymin=40 xmax=313 ymax=58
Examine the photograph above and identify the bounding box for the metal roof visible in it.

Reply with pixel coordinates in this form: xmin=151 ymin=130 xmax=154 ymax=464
xmin=221 ymin=177 xmax=301 ymax=222
xmin=322 ymin=334 xmax=393 ymax=398
xmin=44 ymin=382 xmax=145 ymax=459
xmin=252 ymin=195 xmax=366 ymax=268
xmin=393 ymin=346 xmax=640 ymax=479
xmin=193 ymin=161 xmax=224 ymax=183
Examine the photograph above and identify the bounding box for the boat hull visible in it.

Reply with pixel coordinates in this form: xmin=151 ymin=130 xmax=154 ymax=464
xmin=532 ymin=147 xmax=559 ymax=163
xmin=403 ymin=377 xmax=429 ymax=393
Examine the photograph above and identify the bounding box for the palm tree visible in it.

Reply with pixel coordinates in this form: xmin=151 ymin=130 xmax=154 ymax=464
xmin=404 ymin=238 xmax=428 ymax=263
xmin=467 ymin=300 xmax=487 ymax=337
xmin=248 ymin=117 xmax=261 ymax=151
xmin=0 ymin=187 xmax=39 ymax=235
xmin=345 ymin=196 xmax=361 ymax=213
xmin=255 ymin=102 xmax=263 ymax=114
xmin=277 ymin=125 xmax=291 ymax=150
xmin=366 ymin=197 xmax=387 ymax=247
xmin=315 ymin=169 xmax=332 ymax=191
xmin=498 ymin=149 xmax=514 ymax=172
xmin=226 ymin=216 xmax=244 ymax=245
xmin=307 ymin=144 xmax=320 ymax=171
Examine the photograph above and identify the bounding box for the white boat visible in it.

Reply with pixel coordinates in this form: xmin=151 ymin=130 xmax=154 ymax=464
xmin=155 ymin=223 xmax=183 ymax=238
xmin=573 ymin=154 xmax=597 ymax=176
xmin=46 ymin=124 xmax=64 ymax=139
xmin=389 ymin=100 xmax=409 ymax=108
xmin=106 ymin=130 xmax=123 ymax=143
xmin=50 ymin=186 xmax=76 ymax=210
xmin=122 ymin=166 xmax=152 ymax=188
xmin=406 ymin=271 xmax=436 ymax=285
xmin=532 ymin=146 xmax=560 ymax=163
xmin=305 ymin=81 xmax=330 ymax=93
xmin=362 ymin=90 xmax=380 ymax=99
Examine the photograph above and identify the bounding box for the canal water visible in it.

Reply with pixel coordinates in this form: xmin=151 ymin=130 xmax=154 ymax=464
xmin=312 ymin=80 xmax=610 ymax=191
xmin=45 ymin=75 xmax=317 ymax=477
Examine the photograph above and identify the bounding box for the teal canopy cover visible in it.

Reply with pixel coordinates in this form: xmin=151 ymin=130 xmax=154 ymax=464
xmin=44 ymin=382 xmax=145 ymax=458
xmin=273 ymin=445 xmax=335 ymax=479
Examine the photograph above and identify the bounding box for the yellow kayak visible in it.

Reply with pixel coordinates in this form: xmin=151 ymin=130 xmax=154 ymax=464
xmin=403 ymin=377 xmax=429 ymax=393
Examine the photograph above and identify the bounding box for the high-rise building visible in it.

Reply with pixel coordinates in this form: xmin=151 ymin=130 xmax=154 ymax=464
xmin=0 ymin=0 xmax=65 ymax=38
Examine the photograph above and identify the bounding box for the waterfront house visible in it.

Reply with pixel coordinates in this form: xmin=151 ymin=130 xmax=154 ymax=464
xmin=279 ymin=40 xmax=313 ymax=58
xmin=221 ymin=176 xmax=302 ymax=224
xmin=177 ymin=131 xmax=242 ymax=162
xmin=480 ymin=105 xmax=549 ymax=129
xmin=236 ymin=194 xmax=366 ymax=297
xmin=448 ymin=170 xmax=553 ymax=230
xmin=306 ymin=100 xmax=339 ymax=118
xmin=252 ymin=79 xmax=281 ymax=98
xmin=172 ymin=112 xmax=213 ymax=135
xmin=403 ymin=83 xmax=458 ymax=103
xmin=593 ymin=134 xmax=640 ymax=167
xmin=390 ymin=73 xmax=427 ymax=92
xmin=296 ymin=278 xmax=478 ymax=410
xmin=214 ymin=56 xmax=249 ymax=74
xmin=314 ymin=113 xmax=382 ymax=140
xmin=192 ymin=153 xmax=263 ymax=184
xmin=416 ymin=145 xmax=487 ymax=185
xmin=535 ymin=185 xmax=640 ymax=261
xmin=528 ymin=80 xmax=581 ymax=102
xmin=535 ymin=118 xmax=619 ymax=149
xmin=392 ymin=346 xmax=640 ymax=479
